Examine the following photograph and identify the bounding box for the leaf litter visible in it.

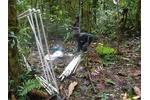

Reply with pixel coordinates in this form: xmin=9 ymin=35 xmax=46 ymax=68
xmin=28 ymin=38 xmax=141 ymax=100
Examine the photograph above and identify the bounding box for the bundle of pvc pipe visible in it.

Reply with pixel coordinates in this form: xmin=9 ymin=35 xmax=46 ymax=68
xmin=59 ymin=54 xmax=81 ymax=81
xmin=35 ymin=75 xmax=59 ymax=95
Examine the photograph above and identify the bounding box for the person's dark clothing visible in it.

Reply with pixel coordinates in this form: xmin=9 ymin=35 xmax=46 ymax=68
xmin=77 ymin=33 xmax=93 ymax=52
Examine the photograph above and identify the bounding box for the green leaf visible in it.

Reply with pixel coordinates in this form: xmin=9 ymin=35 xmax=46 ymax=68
xmin=19 ymin=79 xmax=41 ymax=96
xmin=99 ymin=93 xmax=110 ymax=100
xmin=128 ymin=90 xmax=134 ymax=99
xmin=59 ymin=10 xmax=62 ymax=15
xmin=90 ymin=67 xmax=96 ymax=72
xmin=105 ymin=79 xmax=116 ymax=85
xmin=96 ymin=45 xmax=116 ymax=55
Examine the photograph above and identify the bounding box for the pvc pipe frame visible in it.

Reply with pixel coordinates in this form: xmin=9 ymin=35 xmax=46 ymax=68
xmin=18 ymin=9 xmax=32 ymax=20
xmin=28 ymin=9 xmax=58 ymax=92
xmin=18 ymin=8 xmax=59 ymax=94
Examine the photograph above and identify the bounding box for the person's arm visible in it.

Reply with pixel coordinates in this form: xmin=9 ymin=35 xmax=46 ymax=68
xmin=83 ymin=34 xmax=93 ymax=46
xmin=71 ymin=22 xmax=80 ymax=32
xmin=71 ymin=26 xmax=80 ymax=30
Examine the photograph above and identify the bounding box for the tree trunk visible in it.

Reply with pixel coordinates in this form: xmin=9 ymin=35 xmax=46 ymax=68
xmin=135 ymin=0 xmax=141 ymax=35
xmin=80 ymin=0 xmax=92 ymax=33
xmin=92 ymin=0 xmax=98 ymax=25
xmin=8 ymin=0 xmax=20 ymax=92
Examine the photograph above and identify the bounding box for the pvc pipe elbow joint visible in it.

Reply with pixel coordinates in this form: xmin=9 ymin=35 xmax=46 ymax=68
xmin=37 ymin=9 xmax=41 ymax=13
xmin=28 ymin=9 xmax=32 ymax=13
xmin=32 ymin=8 xmax=36 ymax=13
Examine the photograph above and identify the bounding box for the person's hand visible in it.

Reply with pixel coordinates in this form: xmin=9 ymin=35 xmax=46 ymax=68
xmin=84 ymin=42 xmax=88 ymax=46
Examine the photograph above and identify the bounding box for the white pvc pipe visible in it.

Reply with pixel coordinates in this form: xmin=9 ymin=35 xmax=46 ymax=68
xmin=33 ymin=8 xmax=44 ymax=57
xmin=28 ymin=10 xmax=53 ymax=83
xmin=59 ymin=55 xmax=81 ymax=81
xmin=29 ymin=9 xmax=35 ymax=29
xmin=27 ymin=15 xmax=49 ymax=82
xmin=18 ymin=9 xmax=31 ymax=18
xmin=38 ymin=10 xmax=59 ymax=92
xmin=35 ymin=75 xmax=53 ymax=95
xmin=30 ymin=9 xmax=52 ymax=83
xmin=73 ymin=55 xmax=81 ymax=73
xmin=18 ymin=13 xmax=30 ymax=20
xmin=39 ymin=78 xmax=54 ymax=94
xmin=40 ymin=76 xmax=59 ymax=93
xmin=29 ymin=9 xmax=56 ymax=85
xmin=28 ymin=10 xmax=49 ymax=82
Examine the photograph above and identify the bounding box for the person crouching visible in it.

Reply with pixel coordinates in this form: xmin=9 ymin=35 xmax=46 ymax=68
xmin=73 ymin=32 xmax=93 ymax=52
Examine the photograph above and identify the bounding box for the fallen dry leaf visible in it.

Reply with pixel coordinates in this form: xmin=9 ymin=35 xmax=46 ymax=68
xmin=132 ymin=70 xmax=141 ymax=77
xmin=122 ymin=90 xmax=141 ymax=100
xmin=122 ymin=93 xmax=131 ymax=100
xmin=114 ymin=75 xmax=122 ymax=82
xmin=133 ymin=86 xmax=141 ymax=96
xmin=119 ymin=49 xmax=132 ymax=53
xmin=118 ymin=72 xmax=130 ymax=76
xmin=68 ymin=81 xmax=78 ymax=99
xmin=92 ymin=42 xmax=97 ymax=45
xmin=132 ymin=95 xmax=141 ymax=100
xmin=88 ymin=52 xmax=97 ymax=57
xmin=118 ymin=70 xmax=141 ymax=77
xmin=89 ymin=59 xmax=101 ymax=63
xmin=59 ymin=83 xmax=65 ymax=90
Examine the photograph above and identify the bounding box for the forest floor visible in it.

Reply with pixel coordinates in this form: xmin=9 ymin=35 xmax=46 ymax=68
xmin=29 ymin=36 xmax=141 ymax=100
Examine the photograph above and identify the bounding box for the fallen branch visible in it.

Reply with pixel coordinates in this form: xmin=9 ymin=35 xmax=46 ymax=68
xmin=63 ymin=88 xmax=68 ymax=99
xmin=86 ymin=66 xmax=97 ymax=93
xmin=83 ymin=53 xmax=96 ymax=93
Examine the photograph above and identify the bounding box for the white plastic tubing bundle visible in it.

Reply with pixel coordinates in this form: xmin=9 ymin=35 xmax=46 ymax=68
xmin=35 ymin=75 xmax=59 ymax=95
xmin=18 ymin=8 xmax=59 ymax=95
xmin=59 ymin=54 xmax=81 ymax=81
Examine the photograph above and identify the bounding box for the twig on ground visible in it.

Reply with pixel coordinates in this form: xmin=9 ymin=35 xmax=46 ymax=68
xmin=63 ymin=88 xmax=68 ymax=99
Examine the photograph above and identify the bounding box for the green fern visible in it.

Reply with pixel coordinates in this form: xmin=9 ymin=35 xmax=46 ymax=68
xmin=19 ymin=78 xmax=42 ymax=96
